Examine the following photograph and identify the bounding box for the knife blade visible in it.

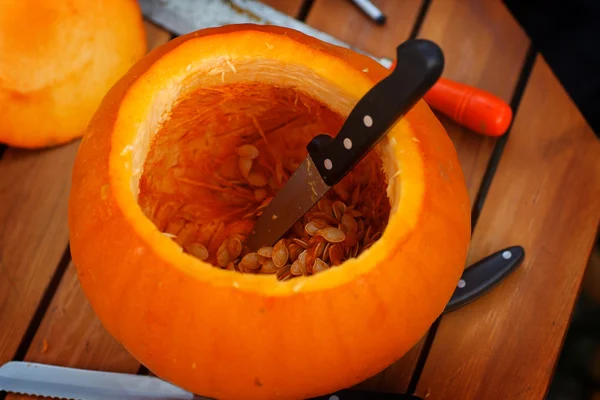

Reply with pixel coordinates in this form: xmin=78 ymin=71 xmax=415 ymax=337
xmin=247 ymin=38 xmax=444 ymax=250
xmin=0 ymin=361 xmax=203 ymax=400
xmin=0 ymin=362 xmax=423 ymax=399
xmin=138 ymin=0 xmax=394 ymax=68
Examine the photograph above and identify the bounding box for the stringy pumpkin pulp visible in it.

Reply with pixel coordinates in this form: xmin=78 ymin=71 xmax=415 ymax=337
xmin=138 ymin=83 xmax=391 ymax=279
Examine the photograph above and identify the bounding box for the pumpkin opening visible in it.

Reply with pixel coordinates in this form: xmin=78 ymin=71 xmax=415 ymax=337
xmin=133 ymin=60 xmax=394 ymax=280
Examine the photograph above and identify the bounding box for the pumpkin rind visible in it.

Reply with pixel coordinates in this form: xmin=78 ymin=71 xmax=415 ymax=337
xmin=0 ymin=0 xmax=146 ymax=148
xmin=68 ymin=25 xmax=470 ymax=399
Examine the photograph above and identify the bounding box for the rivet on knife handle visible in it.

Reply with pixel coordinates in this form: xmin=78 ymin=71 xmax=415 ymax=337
xmin=307 ymin=39 xmax=444 ymax=186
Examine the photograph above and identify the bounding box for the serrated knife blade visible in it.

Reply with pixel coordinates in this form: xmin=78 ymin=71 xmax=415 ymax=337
xmin=0 ymin=361 xmax=427 ymax=399
xmin=0 ymin=361 xmax=205 ymax=400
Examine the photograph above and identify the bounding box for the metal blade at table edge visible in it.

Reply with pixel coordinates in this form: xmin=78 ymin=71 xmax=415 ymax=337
xmin=247 ymin=156 xmax=330 ymax=250
xmin=138 ymin=0 xmax=393 ymax=68
xmin=0 ymin=361 xmax=209 ymax=400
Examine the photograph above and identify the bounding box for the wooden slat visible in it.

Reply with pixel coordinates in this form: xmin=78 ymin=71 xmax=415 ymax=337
xmin=415 ymin=56 xmax=600 ymax=400
xmin=417 ymin=0 xmax=530 ymax=205
xmin=303 ymin=0 xmax=530 ymax=393
xmin=6 ymin=268 xmax=139 ymax=400
xmin=0 ymin=142 xmax=78 ymax=365
xmin=307 ymin=0 xmax=423 ymax=59
xmin=261 ymin=0 xmax=305 ymax=17
xmin=144 ymin=19 xmax=172 ymax=46
xmin=18 ymin=264 xmax=139 ymax=373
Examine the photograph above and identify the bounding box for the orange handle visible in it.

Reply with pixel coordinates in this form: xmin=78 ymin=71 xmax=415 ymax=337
xmin=423 ymin=77 xmax=513 ymax=137
xmin=388 ymin=61 xmax=512 ymax=136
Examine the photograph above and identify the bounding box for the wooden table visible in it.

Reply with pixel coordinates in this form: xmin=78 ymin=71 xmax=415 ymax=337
xmin=1 ymin=1 xmax=599 ymax=399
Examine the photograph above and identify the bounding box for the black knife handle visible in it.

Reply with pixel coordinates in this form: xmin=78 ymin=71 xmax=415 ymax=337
xmin=306 ymin=39 xmax=444 ymax=185
xmin=443 ymin=246 xmax=525 ymax=314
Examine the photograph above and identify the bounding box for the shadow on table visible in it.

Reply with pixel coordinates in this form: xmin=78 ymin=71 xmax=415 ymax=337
xmin=547 ymin=237 xmax=600 ymax=400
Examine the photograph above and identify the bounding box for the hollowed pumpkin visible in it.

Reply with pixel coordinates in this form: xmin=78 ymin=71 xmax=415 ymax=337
xmin=68 ymin=24 xmax=470 ymax=400
xmin=0 ymin=0 xmax=146 ymax=148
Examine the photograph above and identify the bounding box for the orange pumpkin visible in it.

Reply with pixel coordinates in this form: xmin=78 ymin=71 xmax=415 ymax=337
xmin=0 ymin=0 xmax=146 ymax=148
xmin=68 ymin=24 xmax=470 ymax=399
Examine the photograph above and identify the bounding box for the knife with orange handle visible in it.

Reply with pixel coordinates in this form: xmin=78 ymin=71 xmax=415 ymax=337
xmin=389 ymin=60 xmax=513 ymax=136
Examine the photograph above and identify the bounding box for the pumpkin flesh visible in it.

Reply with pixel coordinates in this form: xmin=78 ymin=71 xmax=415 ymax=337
xmin=68 ymin=25 xmax=471 ymax=400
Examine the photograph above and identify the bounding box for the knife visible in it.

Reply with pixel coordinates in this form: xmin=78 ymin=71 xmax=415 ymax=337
xmin=0 ymin=247 xmax=523 ymax=400
xmin=246 ymin=39 xmax=444 ymax=250
xmin=0 ymin=362 xmax=422 ymax=399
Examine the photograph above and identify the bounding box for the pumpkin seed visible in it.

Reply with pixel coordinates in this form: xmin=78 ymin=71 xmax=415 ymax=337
xmin=350 ymin=209 xmax=363 ymax=218
xmin=329 ymin=244 xmax=344 ymax=265
xmin=257 ymin=246 xmax=273 ymax=258
xmin=303 ymin=250 xmax=316 ymax=275
xmin=318 ymin=198 xmax=333 ymax=217
xmin=332 ymin=201 xmax=346 ymax=220
xmin=216 ymin=240 xmax=230 ymax=267
xmin=248 ymin=171 xmax=267 ymax=187
xmin=345 ymin=230 xmax=358 ymax=247
xmin=297 ymin=250 xmax=309 ymax=275
xmin=292 ymin=221 xmax=305 ymax=238
xmin=225 ymin=261 xmax=236 ymax=271
xmin=293 ymin=238 xmax=309 ymax=249
xmin=305 ymin=220 xmax=328 ymax=236
xmin=186 ymin=243 xmax=209 ymax=261
xmin=272 ymin=239 xmax=289 ymax=267
xmin=313 ymin=258 xmax=329 ymax=274
xmin=238 ymin=158 xmax=252 ymax=178
xmin=307 ymin=212 xmax=338 ymax=225
xmin=341 ymin=214 xmax=358 ymax=233
xmin=254 ymin=188 xmax=267 ymax=202
xmin=236 ymin=144 xmax=259 ymax=159
xmin=239 ymin=252 xmax=260 ymax=270
xmin=277 ymin=264 xmax=292 ymax=281
xmin=288 ymin=243 xmax=303 ymax=261
xmin=261 ymin=259 xmax=279 ymax=274
xmin=227 ymin=237 xmax=242 ymax=260
xmin=258 ymin=255 xmax=269 ymax=265
xmin=290 ymin=260 xmax=302 ymax=276
xmin=317 ymin=227 xmax=346 ymax=243
xmin=314 ymin=241 xmax=326 ymax=259
xmin=357 ymin=218 xmax=365 ymax=234
xmin=322 ymin=243 xmax=331 ymax=262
